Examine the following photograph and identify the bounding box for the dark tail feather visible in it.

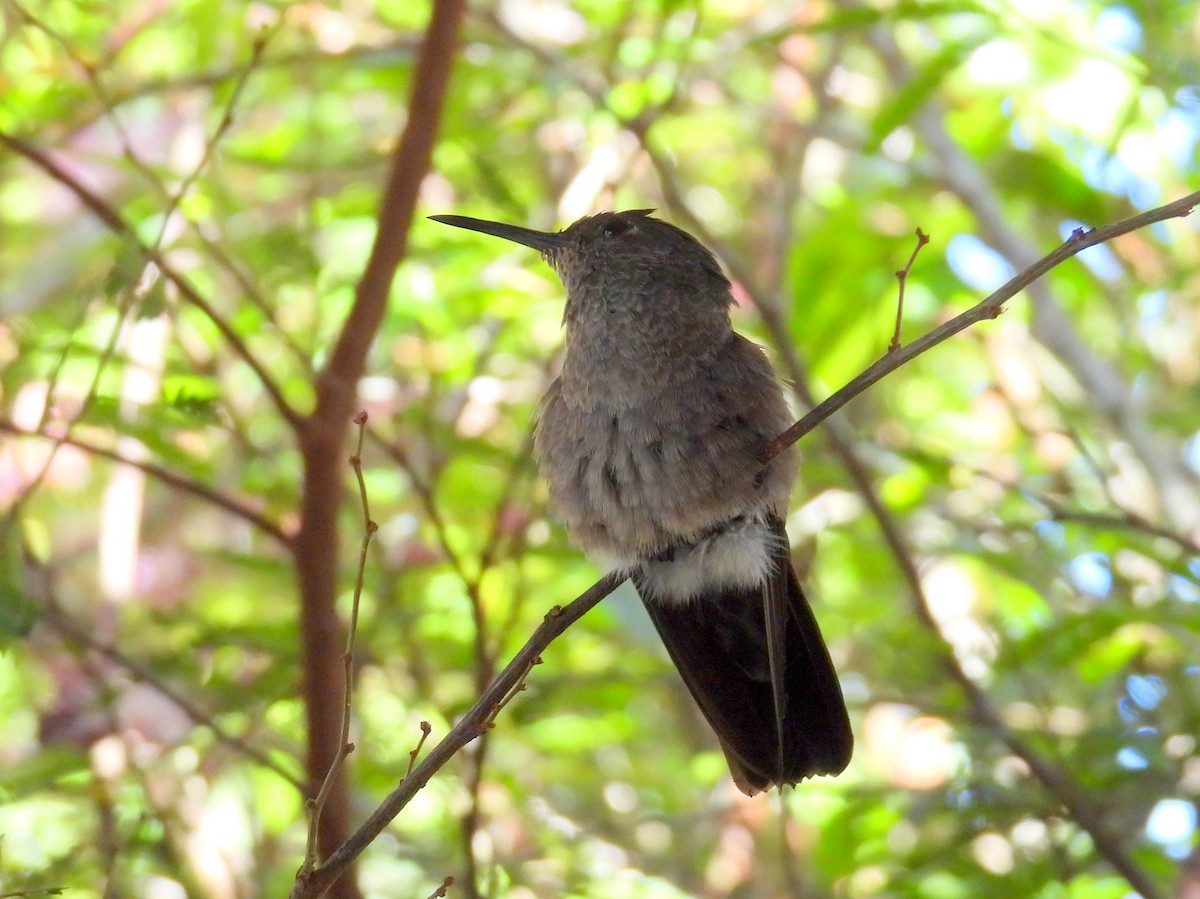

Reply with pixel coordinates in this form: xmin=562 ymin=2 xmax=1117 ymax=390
xmin=635 ymin=543 xmax=852 ymax=794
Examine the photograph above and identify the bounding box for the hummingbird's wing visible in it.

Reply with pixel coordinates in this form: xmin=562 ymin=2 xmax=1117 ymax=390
xmin=635 ymin=516 xmax=852 ymax=794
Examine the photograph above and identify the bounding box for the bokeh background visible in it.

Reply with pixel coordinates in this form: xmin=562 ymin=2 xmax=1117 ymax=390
xmin=1 ymin=1 xmax=1198 ymax=897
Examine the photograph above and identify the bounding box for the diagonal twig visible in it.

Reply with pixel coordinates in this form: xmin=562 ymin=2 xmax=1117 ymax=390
xmin=0 ymin=420 xmax=289 ymax=545
xmin=762 ymin=190 xmax=1200 ymax=463
xmin=0 ymin=131 xmax=303 ymax=433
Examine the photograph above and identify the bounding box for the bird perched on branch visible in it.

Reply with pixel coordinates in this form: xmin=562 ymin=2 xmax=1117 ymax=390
xmin=431 ymin=208 xmax=852 ymax=793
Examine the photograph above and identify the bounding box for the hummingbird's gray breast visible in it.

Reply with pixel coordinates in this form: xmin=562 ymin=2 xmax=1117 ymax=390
xmin=532 ymin=333 xmax=796 ymax=570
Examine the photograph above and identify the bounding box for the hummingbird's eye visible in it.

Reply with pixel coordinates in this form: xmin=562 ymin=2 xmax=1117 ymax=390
xmin=600 ymin=218 xmax=631 ymax=238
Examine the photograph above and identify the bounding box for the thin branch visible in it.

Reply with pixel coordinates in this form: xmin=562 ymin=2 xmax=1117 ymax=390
xmin=640 ymin=134 xmax=1191 ymax=898
xmin=762 ymin=191 xmax=1200 ymax=463
xmin=761 ymin=210 xmax=1187 ymax=899
xmin=752 ymin=209 xmax=1188 ymax=899
xmin=288 ymin=573 xmax=622 ymax=899
xmin=0 ymin=420 xmax=290 ymax=545
xmin=37 ymin=588 xmax=305 ymax=792
xmin=407 ymin=722 xmax=433 ymax=779
xmin=889 ymin=228 xmax=930 ymax=352
xmin=482 ymin=656 xmax=542 ymax=731
xmin=862 ymin=18 xmax=1200 ymax=532
xmin=0 ymin=131 xmax=304 ymax=433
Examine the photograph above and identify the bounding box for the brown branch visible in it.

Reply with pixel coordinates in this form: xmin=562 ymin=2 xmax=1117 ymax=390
xmin=290 ymin=2 xmax=466 ymax=895
xmin=638 ymin=130 xmax=1191 ymax=897
xmin=738 ymin=199 xmax=1190 ymax=899
xmin=0 ymin=130 xmax=303 ymax=433
xmin=483 ymin=655 xmax=542 ymax=729
xmin=406 ymin=722 xmax=433 ymax=778
xmin=861 ymin=19 xmax=1200 ymax=531
xmin=39 ymin=598 xmax=305 ymax=792
xmin=0 ymin=420 xmax=290 ymax=546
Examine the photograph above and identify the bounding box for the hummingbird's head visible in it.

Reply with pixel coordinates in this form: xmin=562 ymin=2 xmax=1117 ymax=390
xmin=429 ymin=209 xmax=733 ymax=316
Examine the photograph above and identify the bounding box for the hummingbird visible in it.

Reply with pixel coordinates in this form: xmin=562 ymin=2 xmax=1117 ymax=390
xmin=430 ymin=208 xmax=852 ymax=793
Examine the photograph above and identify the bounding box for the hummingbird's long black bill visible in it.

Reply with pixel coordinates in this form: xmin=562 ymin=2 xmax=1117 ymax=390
xmin=429 ymin=214 xmax=568 ymax=252
xmin=634 ymin=517 xmax=853 ymax=794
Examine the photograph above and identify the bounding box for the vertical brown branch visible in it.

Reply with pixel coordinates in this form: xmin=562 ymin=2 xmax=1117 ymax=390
xmin=292 ymin=2 xmax=467 ymax=895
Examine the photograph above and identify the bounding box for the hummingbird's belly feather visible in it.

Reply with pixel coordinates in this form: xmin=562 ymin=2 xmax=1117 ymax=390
xmin=533 ymin=336 xmax=796 ymax=601
xmin=621 ymin=513 xmax=785 ymax=603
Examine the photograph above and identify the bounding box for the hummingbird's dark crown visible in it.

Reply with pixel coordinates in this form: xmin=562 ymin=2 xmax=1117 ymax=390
xmin=548 ymin=210 xmax=729 ymax=290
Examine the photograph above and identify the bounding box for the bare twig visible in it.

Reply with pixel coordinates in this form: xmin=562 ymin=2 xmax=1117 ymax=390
xmin=889 ymin=228 xmax=930 ymax=352
xmin=861 ymin=18 xmax=1200 ymax=534
xmin=425 ymin=877 xmax=455 ymax=899
xmin=758 ymin=210 xmax=1190 ymax=899
xmin=298 ymin=413 xmax=377 ymax=881
xmin=407 ymin=722 xmax=433 ymax=779
xmin=483 ymin=656 xmax=542 ymax=731
xmin=0 ymin=131 xmax=303 ymax=433
xmin=762 ymin=191 xmax=1200 ymax=463
xmin=0 ymin=420 xmax=289 ymax=545
xmin=38 ymin=598 xmax=305 ymax=791
xmin=763 ymin=211 xmax=1187 ymax=899
xmin=640 ymin=138 xmax=1191 ymax=898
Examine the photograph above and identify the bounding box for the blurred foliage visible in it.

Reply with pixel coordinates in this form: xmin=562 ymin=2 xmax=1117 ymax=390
xmin=2 ymin=0 xmax=1199 ymax=897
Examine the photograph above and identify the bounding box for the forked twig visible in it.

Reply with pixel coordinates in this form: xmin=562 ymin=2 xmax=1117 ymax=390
xmin=407 ymin=722 xmax=433 ymax=779
xmin=763 ymin=191 xmax=1199 ymax=463
xmin=483 ymin=656 xmax=543 ymax=732
xmin=889 ymin=227 xmax=931 ymax=352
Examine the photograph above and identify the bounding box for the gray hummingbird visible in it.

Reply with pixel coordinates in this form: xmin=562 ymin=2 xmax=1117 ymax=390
xmin=430 ymin=208 xmax=852 ymax=793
